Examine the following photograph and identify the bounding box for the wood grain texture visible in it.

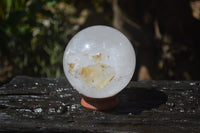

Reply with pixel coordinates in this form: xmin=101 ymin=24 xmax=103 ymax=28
xmin=0 ymin=76 xmax=199 ymax=133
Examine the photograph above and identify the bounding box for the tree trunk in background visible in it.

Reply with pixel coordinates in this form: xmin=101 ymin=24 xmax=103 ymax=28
xmin=113 ymin=0 xmax=200 ymax=80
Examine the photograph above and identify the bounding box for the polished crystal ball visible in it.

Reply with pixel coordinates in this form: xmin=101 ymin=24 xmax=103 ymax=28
xmin=63 ymin=25 xmax=136 ymax=98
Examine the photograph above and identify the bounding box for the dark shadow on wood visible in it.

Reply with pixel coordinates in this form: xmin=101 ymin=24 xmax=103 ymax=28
xmin=106 ymin=87 xmax=168 ymax=115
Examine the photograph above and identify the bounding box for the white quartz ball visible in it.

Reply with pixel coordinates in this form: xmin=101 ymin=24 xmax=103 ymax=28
xmin=63 ymin=25 xmax=136 ymax=98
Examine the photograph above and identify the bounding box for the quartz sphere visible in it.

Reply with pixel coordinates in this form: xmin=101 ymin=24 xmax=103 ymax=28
xmin=63 ymin=25 xmax=136 ymax=98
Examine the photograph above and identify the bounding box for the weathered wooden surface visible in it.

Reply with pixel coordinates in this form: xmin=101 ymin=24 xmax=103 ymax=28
xmin=0 ymin=76 xmax=199 ymax=133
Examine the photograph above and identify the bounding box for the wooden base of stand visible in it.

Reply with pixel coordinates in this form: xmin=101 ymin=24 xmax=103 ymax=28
xmin=81 ymin=95 xmax=119 ymax=110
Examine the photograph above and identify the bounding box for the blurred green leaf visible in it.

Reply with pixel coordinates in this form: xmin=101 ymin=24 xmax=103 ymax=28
xmin=47 ymin=0 xmax=56 ymax=7
xmin=6 ymin=0 xmax=12 ymax=18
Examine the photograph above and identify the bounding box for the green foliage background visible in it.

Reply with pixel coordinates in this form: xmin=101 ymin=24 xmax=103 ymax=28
xmin=0 ymin=0 xmax=110 ymax=83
